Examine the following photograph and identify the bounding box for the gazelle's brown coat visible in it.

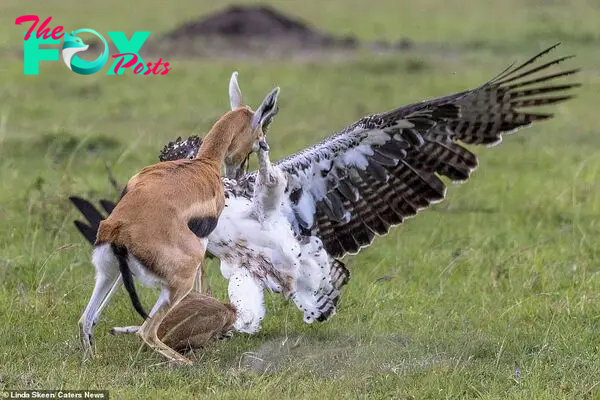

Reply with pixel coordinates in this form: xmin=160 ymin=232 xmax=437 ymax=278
xmin=110 ymin=293 xmax=237 ymax=353
xmin=157 ymin=293 xmax=236 ymax=353
xmin=78 ymin=73 xmax=279 ymax=365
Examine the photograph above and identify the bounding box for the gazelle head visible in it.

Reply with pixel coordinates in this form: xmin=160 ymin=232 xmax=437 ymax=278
xmin=224 ymin=71 xmax=280 ymax=179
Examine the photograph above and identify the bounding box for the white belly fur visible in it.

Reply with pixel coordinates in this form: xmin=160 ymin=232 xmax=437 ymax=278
xmin=92 ymin=243 xmax=166 ymax=289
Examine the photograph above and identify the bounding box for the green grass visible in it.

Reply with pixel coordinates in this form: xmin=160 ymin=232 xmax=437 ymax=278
xmin=1 ymin=0 xmax=599 ymax=399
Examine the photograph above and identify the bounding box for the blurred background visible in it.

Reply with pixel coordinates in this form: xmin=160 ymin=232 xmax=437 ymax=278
xmin=0 ymin=1 xmax=598 ymax=398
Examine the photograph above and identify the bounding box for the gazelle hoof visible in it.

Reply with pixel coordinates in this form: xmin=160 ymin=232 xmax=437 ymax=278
xmin=170 ymin=356 xmax=193 ymax=366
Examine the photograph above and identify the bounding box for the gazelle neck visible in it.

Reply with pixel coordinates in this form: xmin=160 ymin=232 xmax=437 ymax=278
xmin=195 ymin=109 xmax=250 ymax=166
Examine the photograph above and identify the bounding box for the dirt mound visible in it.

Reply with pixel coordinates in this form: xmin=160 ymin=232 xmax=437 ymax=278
xmin=156 ymin=4 xmax=358 ymax=56
xmin=166 ymin=5 xmax=329 ymax=41
xmin=135 ymin=4 xmax=414 ymax=60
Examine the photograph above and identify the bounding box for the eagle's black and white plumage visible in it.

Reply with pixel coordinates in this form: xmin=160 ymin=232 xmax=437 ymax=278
xmin=71 ymin=44 xmax=579 ymax=334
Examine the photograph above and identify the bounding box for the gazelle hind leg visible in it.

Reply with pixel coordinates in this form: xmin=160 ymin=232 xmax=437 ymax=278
xmin=137 ymin=280 xmax=196 ymax=365
xmin=79 ymin=272 xmax=120 ymax=358
xmin=92 ymin=275 xmax=122 ymax=327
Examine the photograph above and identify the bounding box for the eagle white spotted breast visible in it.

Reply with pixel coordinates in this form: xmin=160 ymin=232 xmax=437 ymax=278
xmin=70 ymin=43 xmax=579 ymax=334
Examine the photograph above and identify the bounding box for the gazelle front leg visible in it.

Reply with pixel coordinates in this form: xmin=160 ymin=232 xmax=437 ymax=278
xmin=193 ymin=265 xmax=202 ymax=293
xmin=109 ymin=285 xmax=170 ymax=335
xmin=110 ymin=325 xmax=140 ymax=335
xmin=192 ymin=260 xmax=211 ymax=295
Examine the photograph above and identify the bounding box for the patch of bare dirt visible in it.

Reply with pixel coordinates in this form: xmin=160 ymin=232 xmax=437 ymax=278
xmin=234 ymin=333 xmax=449 ymax=378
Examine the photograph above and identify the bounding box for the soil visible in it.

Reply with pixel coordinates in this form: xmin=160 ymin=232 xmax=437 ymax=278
xmin=143 ymin=4 xmax=413 ymax=60
xmin=234 ymin=334 xmax=450 ymax=378
xmin=71 ymin=4 xmax=416 ymax=61
xmin=166 ymin=5 xmax=352 ymax=45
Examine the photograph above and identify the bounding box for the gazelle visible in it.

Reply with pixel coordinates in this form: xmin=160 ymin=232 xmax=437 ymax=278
xmin=79 ymin=72 xmax=280 ymax=365
xmin=111 ymin=292 xmax=237 ymax=354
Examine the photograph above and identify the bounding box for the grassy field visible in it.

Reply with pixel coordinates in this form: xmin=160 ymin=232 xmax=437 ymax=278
xmin=1 ymin=0 xmax=599 ymax=398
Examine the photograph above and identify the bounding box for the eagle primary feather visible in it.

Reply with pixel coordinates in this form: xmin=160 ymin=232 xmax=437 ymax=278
xmin=262 ymin=42 xmax=579 ymax=258
xmin=71 ymin=44 xmax=578 ymax=333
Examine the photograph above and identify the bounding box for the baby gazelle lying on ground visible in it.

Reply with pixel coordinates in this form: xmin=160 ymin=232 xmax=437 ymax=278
xmin=78 ymin=72 xmax=280 ymax=365
xmin=110 ymin=292 xmax=237 ymax=354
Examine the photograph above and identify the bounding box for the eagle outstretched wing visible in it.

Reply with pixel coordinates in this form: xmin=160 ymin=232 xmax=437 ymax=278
xmin=102 ymin=44 xmax=578 ymax=261
xmin=251 ymin=43 xmax=580 ymax=258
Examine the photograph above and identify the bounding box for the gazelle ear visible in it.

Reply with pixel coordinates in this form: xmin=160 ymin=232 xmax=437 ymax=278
xmin=251 ymin=87 xmax=280 ymax=130
xmin=229 ymin=71 xmax=243 ymax=110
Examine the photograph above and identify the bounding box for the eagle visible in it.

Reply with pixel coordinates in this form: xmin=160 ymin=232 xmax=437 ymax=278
xmin=70 ymin=43 xmax=579 ymax=335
